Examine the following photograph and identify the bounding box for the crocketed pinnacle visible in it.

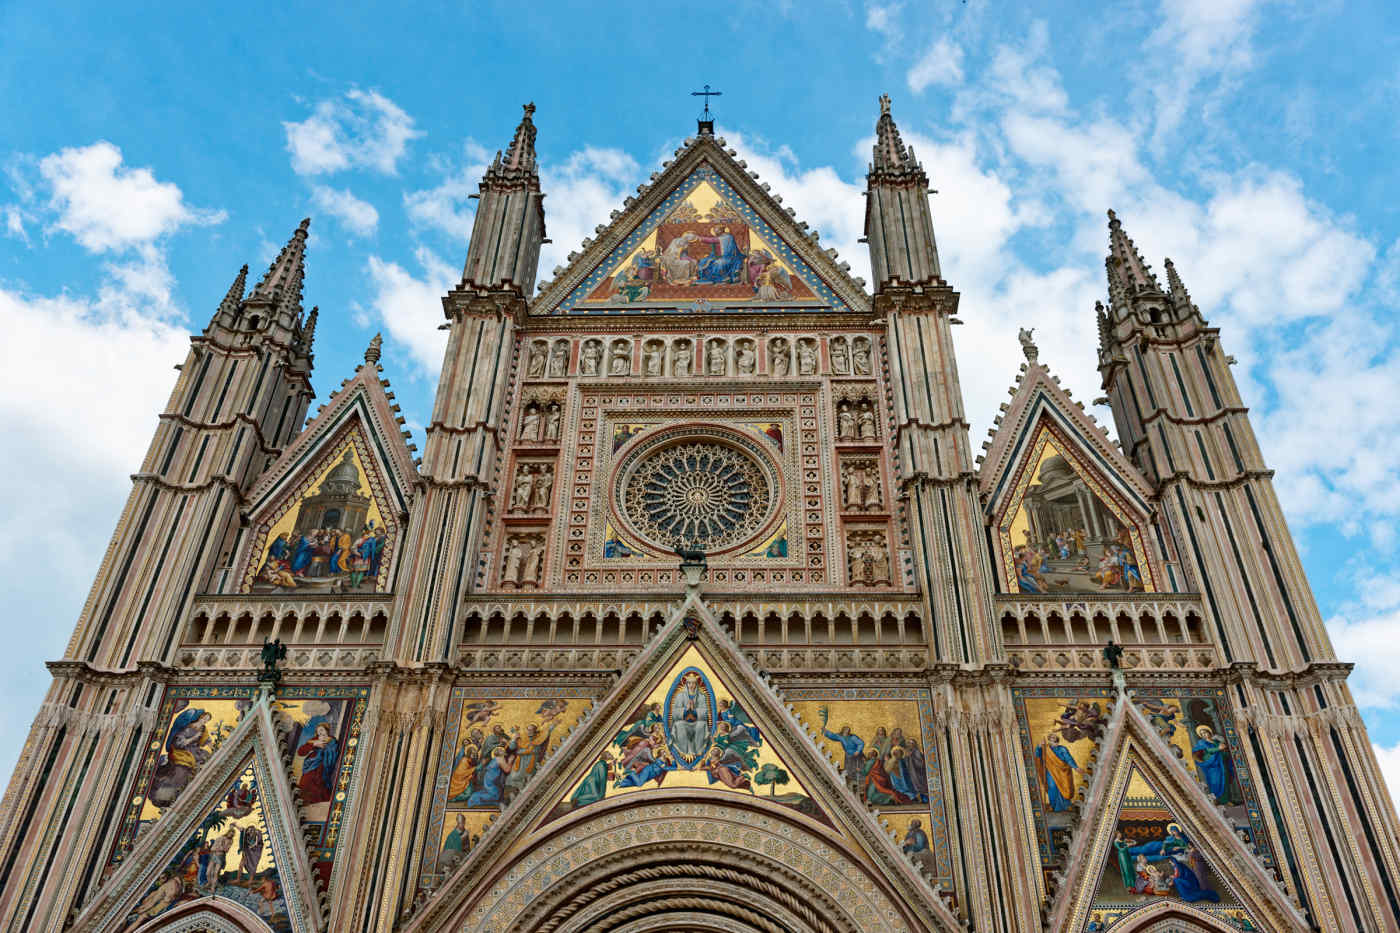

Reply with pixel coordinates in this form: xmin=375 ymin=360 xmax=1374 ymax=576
xmin=300 ymin=306 xmax=319 ymax=355
xmin=365 ymin=332 xmax=382 ymax=365
xmin=870 ymin=94 xmax=922 ymax=178
xmin=1105 ymin=209 xmax=1161 ymax=307
xmin=250 ymin=217 xmax=310 ymax=316
xmin=218 ymin=264 xmax=249 ymax=318
xmin=1164 ymin=257 xmax=1193 ymax=309
xmin=487 ymin=103 xmax=539 ymax=185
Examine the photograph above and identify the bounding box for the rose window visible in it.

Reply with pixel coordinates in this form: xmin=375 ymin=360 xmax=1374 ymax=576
xmin=617 ymin=438 xmax=776 ymax=553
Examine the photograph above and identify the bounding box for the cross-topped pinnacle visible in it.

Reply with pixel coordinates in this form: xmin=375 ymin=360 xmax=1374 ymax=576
xmin=691 ymin=84 xmax=722 ymax=134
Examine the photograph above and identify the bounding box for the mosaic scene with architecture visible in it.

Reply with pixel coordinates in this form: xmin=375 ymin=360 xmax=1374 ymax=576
xmin=2 ymin=94 xmax=1398 ymax=932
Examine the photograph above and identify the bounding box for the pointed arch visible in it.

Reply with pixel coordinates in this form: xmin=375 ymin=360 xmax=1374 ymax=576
xmin=128 ymin=896 xmax=273 ymax=932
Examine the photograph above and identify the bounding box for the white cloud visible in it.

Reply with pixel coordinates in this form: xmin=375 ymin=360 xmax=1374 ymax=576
xmin=537 ymin=147 xmax=642 ymax=280
xmin=1374 ymin=742 xmax=1400 ymax=805
xmin=403 ymin=142 xmax=492 ymax=241
xmin=908 ymin=37 xmax=965 ymax=93
xmin=1141 ymin=0 xmax=1263 ymax=146
xmin=366 ymin=247 xmax=456 ymax=374
xmin=310 ymin=184 xmax=379 ymax=237
xmin=38 ymin=141 xmax=224 ymax=253
xmin=283 ymin=89 xmax=423 ymax=176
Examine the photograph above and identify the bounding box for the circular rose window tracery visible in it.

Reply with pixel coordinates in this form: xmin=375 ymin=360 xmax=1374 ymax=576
xmin=615 ymin=430 xmax=779 ymax=554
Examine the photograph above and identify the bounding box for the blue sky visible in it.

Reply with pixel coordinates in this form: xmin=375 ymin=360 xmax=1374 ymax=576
xmin=2 ymin=0 xmax=1399 ymax=793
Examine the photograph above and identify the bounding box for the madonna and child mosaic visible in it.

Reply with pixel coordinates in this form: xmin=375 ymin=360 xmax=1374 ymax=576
xmin=1002 ymin=436 xmax=1154 ymax=595
xmin=110 ymin=685 xmax=368 ymax=888
xmin=249 ymin=442 xmax=392 ymax=594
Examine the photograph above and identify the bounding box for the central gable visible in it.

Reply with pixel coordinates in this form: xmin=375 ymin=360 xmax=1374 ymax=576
xmin=533 ymin=138 xmax=870 ymax=316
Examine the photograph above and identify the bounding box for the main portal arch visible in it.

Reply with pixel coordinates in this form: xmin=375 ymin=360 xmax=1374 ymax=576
xmin=435 ymin=790 xmax=937 ymax=932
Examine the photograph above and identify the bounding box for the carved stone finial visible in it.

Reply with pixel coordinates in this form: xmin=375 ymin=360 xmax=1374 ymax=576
xmin=1017 ymin=326 xmax=1038 ymax=363
xmin=365 ymin=332 xmax=383 ymax=365
xmin=879 ymin=93 xmax=891 ymax=116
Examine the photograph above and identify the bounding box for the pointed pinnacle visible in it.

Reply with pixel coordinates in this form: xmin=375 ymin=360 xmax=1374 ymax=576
xmin=1105 ymin=209 xmax=1161 ymax=299
xmin=250 ymin=217 xmax=310 ymax=316
xmin=301 ymin=306 xmax=319 ymax=354
xmin=871 ymin=93 xmax=919 ymax=176
xmin=365 ymin=332 xmax=382 ymax=365
xmin=502 ymin=102 xmax=538 ymax=173
xmin=1163 ymin=257 xmax=1192 ymax=307
xmin=218 ymin=264 xmax=249 ymax=317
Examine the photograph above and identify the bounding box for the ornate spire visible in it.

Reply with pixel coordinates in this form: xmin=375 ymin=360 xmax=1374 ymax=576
xmin=249 ymin=217 xmax=310 ymax=315
xmin=870 ymin=93 xmax=922 ymax=179
xmin=488 ymin=103 xmax=539 ymax=185
xmin=218 ymin=264 xmax=248 ymax=318
xmin=364 ymin=332 xmax=382 ymax=365
xmin=1105 ymin=209 xmax=1162 ymax=305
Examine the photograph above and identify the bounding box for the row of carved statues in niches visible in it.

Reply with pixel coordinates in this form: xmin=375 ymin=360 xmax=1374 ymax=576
xmin=524 ymin=334 xmax=876 ymax=380
xmin=498 ymin=525 xmax=896 ymax=589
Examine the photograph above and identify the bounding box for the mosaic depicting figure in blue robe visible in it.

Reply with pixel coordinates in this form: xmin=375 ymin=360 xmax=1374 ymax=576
xmin=289 ymin=534 xmax=315 ymax=574
xmin=1167 ymin=853 xmax=1220 ymax=902
xmin=1192 ymin=726 xmax=1232 ymax=803
xmin=466 ymin=750 xmax=510 ymax=806
xmin=696 ymin=226 xmax=745 ymax=284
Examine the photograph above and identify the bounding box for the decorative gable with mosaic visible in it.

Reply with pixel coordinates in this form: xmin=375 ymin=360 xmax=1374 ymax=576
xmin=539 ymin=164 xmax=859 ymax=315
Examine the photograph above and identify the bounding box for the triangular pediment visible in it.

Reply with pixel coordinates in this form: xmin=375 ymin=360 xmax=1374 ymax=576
xmin=74 ymin=697 xmax=325 ymax=933
xmin=1047 ymin=682 xmax=1307 ymax=932
xmin=979 ymin=360 xmax=1166 ymax=595
xmin=401 ymin=589 xmax=961 ymax=932
xmin=532 ymin=136 xmax=871 ymax=316
xmin=236 ymin=355 xmax=416 ymax=595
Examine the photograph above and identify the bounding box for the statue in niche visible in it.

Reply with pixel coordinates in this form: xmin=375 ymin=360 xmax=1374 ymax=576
xmin=769 ymin=339 xmax=790 ymax=377
xmin=580 ymin=340 xmax=603 ymax=376
xmin=848 ymin=534 xmax=891 ymax=585
xmin=797 ymin=339 xmax=818 ymax=376
xmin=672 ymin=340 xmax=692 ymax=376
xmin=609 ymin=340 xmax=632 ymax=376
xmin=543 ymin=402 xmax=562 ymax=441
xmin=836 ymin=401 xmax=856 ymax=440
xmin=707 ymin=340 xmax=727 ymax=375
xmin=548 ymin=340 xmax=569 ymax=377
xmin=852 ymin=337 xmax=872 ymax=375
xmin=502 ymin=536 xmax=543 ymax=586
xmin=519 ymin=403 xmax=542 ymax=441
xmin=735 ymin=340 xmax=756 ymax=375
xmin=830 ymin=337 xmax=850 ymax=374
xmin=643 ymin=341 xmax=663 ymax=376
xmin=529 ymin=465 xmax=553 ymax=511
xmin=858 ymin=401 xmax=877 ymax=439
xmin=843 ymin=460 xmax=881 ymax=510
xmin=511 ymin=466 xmax=534 ymax=511
xmin=527 ymin=340 xmax=548 ymax=378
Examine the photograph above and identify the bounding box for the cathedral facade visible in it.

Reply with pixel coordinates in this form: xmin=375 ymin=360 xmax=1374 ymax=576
xmin=2 ymin=97 xmax=1398 ymax=933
